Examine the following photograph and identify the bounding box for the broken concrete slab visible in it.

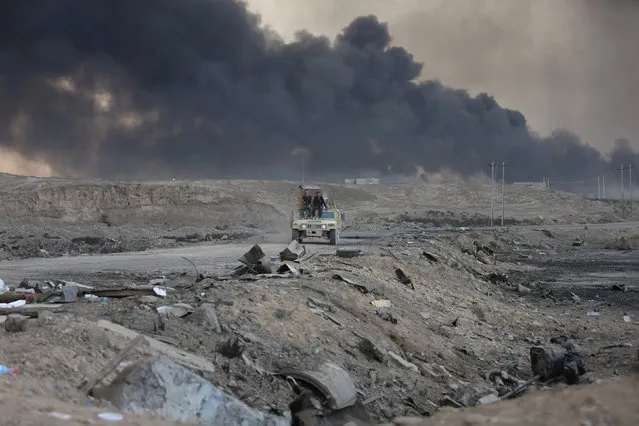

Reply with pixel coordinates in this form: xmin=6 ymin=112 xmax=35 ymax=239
xmin=278 ymin=361 xmax=358 ymax=410
xmin=239 ymin=244 xmax=266 ymax=265
xmin=280 ymin=241 xmax=306 ymax=261
xmin=277 ymin=262 xmax=300 ymax=275
xmin=96 ymin=320 xmax=216 ymax=375
xmin=97 ymin=356 xmax=288 ymax=426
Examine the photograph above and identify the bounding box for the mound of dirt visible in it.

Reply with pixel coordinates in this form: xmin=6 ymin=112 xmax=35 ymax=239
xmin=0 ymin=175 xmax=626 ymax=232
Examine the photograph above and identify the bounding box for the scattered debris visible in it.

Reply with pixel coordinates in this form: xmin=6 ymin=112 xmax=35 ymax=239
xmin=541 ymin=230 xmax=555 ymax=239
xmin=336 ymin=249 xmax=362 ymax=259
xmin=156 ymin=303 xmax=194 ymax=318
xmin=486 ymin=272 xmax=511 ymax=286
xmin=478 ymin=394 xmax=500 ymax=405
xmin=375 ymin=311 xmax=397 ymax=324
xmin=86 ymin=286 xmax=167 ymax=299
xmin=371 ymin=299 xmax=392 ymax=308
xmin=439 ymin=395 xmax=464 ymax=409
xmin=518 ymin=284 xmax=531 ymax=296
xmin=422 ymin=251 xmax=438 ymax=262
xmin=180 ymin=256 xmax=204 ymax=282
xmin=611 ymin=284 xmax=627 ymax=292
xmin=473 ymin=242 xmax=496 ymax=265
xmin=332 ymin=274 xmax=369 ymax=293
xmin=280 ymin=241 xmax=306 ymax=261
xmin=530 ymin=345 xmax=586 ymax=385
xmin=97 ymin=320 xmax=216 ymax=375
xmin=395 ymin=268 xmax=414 ymax=289
xmin=4 ymin=313 xmax=28 ymax=332
xmin=239 ymin=244 xmax=266 ymax=265
xmin=62 ymin=285 xmax=79 ymax=302
xmin=217 ymin=336 xmax=245 ymax=358
xmin=193 ymin=303 xmax=223 ymax=333
xmin=387 ymin=352 xmax=419 ymax=374
xmin=0 ymin=303 xmax=63 ymax=317
xmin=572 ymin=239 xmax=584 ymax=247
xmin=278 ymin=361 xmax=358 ymax=410
xmin=307 ymin=297 xmax=336 ymax=313
xmin=587 ymin=311 xmax=601 ymax=317
xmin=96 ymin=356 xmax=289 ymax=425
xmin=277 ymin=262 xmax=300 ymax=275
xmin=357 ymin=336 xmax=387 ymax=362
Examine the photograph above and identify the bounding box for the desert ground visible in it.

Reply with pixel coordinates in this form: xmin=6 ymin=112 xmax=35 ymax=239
xmin=0 ymin=173 xmax=637 ymax=425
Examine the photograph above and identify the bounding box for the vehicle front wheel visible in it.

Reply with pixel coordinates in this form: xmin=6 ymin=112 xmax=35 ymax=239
xmin=328 ymin=229 xmax=339 ymax=245
xmin=292 ymin=229 xmax=300 ymax=242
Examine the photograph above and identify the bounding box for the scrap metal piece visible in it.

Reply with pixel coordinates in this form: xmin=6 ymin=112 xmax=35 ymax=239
xmin=277 ymin=361 xmax=357 ymax=410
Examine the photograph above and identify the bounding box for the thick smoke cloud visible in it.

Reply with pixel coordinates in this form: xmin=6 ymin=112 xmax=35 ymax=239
xmin=0 ymin=0 xmax=631 ymax=181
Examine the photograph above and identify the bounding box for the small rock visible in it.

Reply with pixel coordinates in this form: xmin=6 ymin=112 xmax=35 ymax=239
xmin=139 ymin=295 xmax=162 ymax=304
xmin=5 ymin=314 xmax=29 ymax=332
xmin=387 ymin=351 xmax=419 ymax=374
xmin=478 ymin=394 xmax=500 ymax=405
xmin=36 ymin=310 xmax=55 ymax=326
xmin=518 ymin=284 xmax=531 ymax=296
xmin=358 ymin=337 xmax=387 ymax=362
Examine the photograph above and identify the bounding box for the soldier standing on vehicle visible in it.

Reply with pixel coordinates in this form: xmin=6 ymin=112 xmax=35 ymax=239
xmin=302 ymin=190 xmax=312 ymax=218
xmin=312 ymin=191 xmax=328 ymax=218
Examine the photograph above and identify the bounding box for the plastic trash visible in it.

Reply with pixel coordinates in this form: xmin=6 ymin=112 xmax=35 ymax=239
xmin=84 ymin=294 xmax=109 ymax=302
xmin=152 ymin=287 xmax=167 ymax=297
xmin=0 ymin=300 xmax=27 ymax=309
xmin=0 ymin=278 xmax=4 ymax=295
xmin=98 ymin=412 xmax=124 ymax=422
xmin=0 ymin=365 xmax=19 ymax=374
xmin=48 ymin=412 xmax=72 ymax=420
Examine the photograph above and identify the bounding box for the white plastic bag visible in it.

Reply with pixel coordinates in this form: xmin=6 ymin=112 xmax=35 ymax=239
xmin=0 ymin=278 xmax=5 ymax=295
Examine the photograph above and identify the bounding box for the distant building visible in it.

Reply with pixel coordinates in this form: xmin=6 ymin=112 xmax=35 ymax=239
xmin=512 ymin=181 xmax=548 ymax=189
xmin=344 ymin=177 xmax=380 ymax=185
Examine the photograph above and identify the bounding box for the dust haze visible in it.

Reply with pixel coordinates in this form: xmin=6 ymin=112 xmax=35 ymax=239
xmin=0 ymin=0 xmax=636 ymax=183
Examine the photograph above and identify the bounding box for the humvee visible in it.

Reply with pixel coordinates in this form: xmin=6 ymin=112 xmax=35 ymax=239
xmin=291 ymin=185 xmax=343 ymax=245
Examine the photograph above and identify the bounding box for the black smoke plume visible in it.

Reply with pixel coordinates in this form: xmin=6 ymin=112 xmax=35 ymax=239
xmin=0 ymin=0 xmax=633 ymax=181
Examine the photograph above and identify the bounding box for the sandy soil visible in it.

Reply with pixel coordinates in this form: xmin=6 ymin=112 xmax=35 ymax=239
xmin=0 ymin=175 xmax=637 ymax=425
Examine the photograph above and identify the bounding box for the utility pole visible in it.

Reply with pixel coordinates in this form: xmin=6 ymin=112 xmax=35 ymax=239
xmin=602 ymin=175 xmax=606 ymax=199
xmin=500 ymin=162 xmax=506 ymax=226
xmin=488 ymin=162 xmax=495 ymax=227
xmin=597 ymin=176 xmax=601 ymax=199
xmin=621 ymin=164 xmax=625 ymax=200
xmin=630 ymin=164 xmax=633 ymax=216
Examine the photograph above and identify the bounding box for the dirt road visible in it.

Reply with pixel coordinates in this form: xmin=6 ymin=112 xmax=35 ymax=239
xmin=0 ymin=240 xmax=375 ymax=281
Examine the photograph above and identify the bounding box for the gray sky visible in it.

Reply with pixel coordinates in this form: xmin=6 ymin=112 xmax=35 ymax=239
xmin=247 ymin=0 xmax=639 ymax=152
